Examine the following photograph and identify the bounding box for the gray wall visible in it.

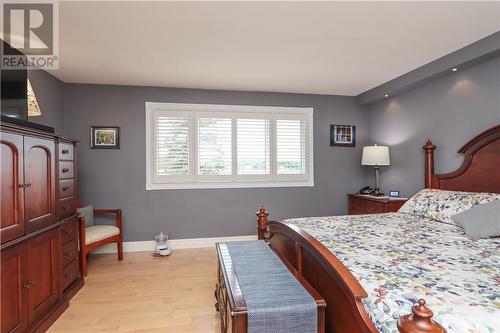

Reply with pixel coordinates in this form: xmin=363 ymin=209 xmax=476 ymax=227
xmin=63 ymin=85 xmax=368 ymax=241
xmin=28 ymin=69 xmax=65 ymax=133
xmin=366 ymin=56 xmax=500 ymax=197
xmin=25 ymin=54 xmax=499 ymax=241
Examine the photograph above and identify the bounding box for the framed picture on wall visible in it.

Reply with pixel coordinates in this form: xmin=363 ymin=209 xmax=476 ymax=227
xmin=90 ymin=126 xmax=120 ymax=149
xmin=330 ymin=124 xmax=356 ymax=147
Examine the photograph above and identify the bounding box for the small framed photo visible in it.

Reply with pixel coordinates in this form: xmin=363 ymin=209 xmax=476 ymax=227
xmin=90 ymin=126 xmax=120 ymax=149
xmin=330 ymin=124 xmax=356 ymax=147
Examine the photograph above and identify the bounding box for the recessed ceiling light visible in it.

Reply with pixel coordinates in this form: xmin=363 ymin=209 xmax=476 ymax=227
xmin=451 ymin=67 xmax=459 ymax=72
xmin=384 ymin=94 xmax=389 ymax=98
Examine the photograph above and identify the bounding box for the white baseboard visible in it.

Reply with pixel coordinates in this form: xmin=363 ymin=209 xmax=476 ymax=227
xmin=90 ymin=235 xmax=257 ymax=254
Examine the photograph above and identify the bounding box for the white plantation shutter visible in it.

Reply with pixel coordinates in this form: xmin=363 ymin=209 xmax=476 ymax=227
xmin=276 ymin=117 xmax=307 ymax=176
xmin=150 ymin=111 xmax=193 ymax=183
xmin=155 ymin=116 xmax=190 ymax=176
xmin=197 ymin=117 xmax=232 ymax=176
xmin=146 ymin=103 xmax=313 ymax=189
xmin=237 ymin=118 xmax=270 ymax=176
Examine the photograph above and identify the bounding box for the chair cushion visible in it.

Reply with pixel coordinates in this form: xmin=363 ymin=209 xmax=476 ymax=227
xmin=77 ymin=205 xmax=95 ymax=227
xmin=85 ymin=225 xmax=120 ymax=245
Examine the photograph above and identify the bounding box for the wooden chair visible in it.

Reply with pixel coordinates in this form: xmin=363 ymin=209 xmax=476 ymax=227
xmin=76 ymin=201 xmax=123 ymax=276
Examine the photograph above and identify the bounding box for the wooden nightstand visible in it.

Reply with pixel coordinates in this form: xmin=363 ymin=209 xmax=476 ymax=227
xmin=348 ymin=194 xmax=407 ymax=215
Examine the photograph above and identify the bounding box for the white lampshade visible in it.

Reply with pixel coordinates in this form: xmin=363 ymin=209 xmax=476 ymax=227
xmin=362 ymin=145 xmax=390 ymax=166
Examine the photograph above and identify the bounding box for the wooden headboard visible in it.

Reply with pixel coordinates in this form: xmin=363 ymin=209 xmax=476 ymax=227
xmin=424 ymin=125 xmax=500 ymax=193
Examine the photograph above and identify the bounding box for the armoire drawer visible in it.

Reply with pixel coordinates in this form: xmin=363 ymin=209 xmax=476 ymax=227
xmin=59 ymin=161 xmax=74 ymax=179
xmin=59 ymin=198 xmax=76 ymax=220
xmin=58 ymin=143 xmax=74 ymax=161
xmin=62 ymin=259 xmax=79 ymax=291
xmin=60 ymin=219 xmax=78 ymax=245
xmin=59 ymin=179 xmax=75 ymax=199
xmin=61 ymin=238 xmax=78 ymax=267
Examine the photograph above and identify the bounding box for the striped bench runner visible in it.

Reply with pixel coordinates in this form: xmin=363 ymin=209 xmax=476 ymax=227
xmin=225 ymin=240 xmax=317 ymax=333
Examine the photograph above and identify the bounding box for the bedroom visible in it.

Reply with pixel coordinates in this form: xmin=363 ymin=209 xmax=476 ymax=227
xmin=0 ymin=1 xmax=499 ymax=333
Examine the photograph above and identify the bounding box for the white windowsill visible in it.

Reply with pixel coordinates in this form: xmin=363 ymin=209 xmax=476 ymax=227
xmin=146 ymin=180 xmax=314 ymax=190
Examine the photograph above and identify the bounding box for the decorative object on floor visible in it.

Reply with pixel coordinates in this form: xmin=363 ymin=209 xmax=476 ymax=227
xmin=362 ymin=144 xmax=390 ymax=196
xmin=27 ymin=79 xmax=41 ymax=116
xmin=330 ymin=124 xmax=356 ymax=147
xmin=76 ymin=200 xmax=123 ymax=276
xmin=154 ymin=232 xmax=172 ymax=257
xmin=90 ymin=126 xmax=120 ymax=149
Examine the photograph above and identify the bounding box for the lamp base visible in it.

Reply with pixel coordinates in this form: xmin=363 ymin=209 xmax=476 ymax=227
xmin=372 ymin=167 xmax=384 ymax=196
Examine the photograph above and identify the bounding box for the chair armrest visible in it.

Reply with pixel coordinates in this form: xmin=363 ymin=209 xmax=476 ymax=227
xmin=93 ymin=209 xmax=121 ymax=214
xmin=93 ymin=208 xmax=123 ymax=233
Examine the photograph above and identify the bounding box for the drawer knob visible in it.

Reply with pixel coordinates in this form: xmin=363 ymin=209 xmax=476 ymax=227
xmin=62 ymin=168 xmax=70 ymax=173
xmin=63 ymin=228 xmax=72 ymax=234
xmin=65 ymin=272 xmax=73 ymax=278
xmin=62 ymin=186 xmax=70 ymax=191
xmin=64 ymin=250 xmax=73 ymax=257
xmin=62 ymin=149 xmax=69 ymax=154
xmin=63 ymin=204 xmax=71 ymax=209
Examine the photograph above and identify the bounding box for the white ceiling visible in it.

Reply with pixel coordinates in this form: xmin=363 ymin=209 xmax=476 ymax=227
xmin=51 ymin=1 xmax=500 ymax=95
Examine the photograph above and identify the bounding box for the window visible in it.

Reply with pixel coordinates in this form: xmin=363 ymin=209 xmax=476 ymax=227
xmin=146 ymin=103 xmax=313 ymax=189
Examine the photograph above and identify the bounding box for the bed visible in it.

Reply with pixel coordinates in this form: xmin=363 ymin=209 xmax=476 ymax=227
xmin=256 ymin=125 xmax=500 ymax=333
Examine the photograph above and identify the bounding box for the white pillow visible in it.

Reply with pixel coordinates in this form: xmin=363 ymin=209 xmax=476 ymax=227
xmin=398 ymin=188 xmax=499 ymax=224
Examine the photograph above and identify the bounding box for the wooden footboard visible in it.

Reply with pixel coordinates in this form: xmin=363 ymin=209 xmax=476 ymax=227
xmin=256 ymin=207 xmax=446 ymax=333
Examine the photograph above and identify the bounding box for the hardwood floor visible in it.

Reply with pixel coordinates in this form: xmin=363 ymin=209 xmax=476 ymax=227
xmin=48 ymin=248 xmax=221 ymax=333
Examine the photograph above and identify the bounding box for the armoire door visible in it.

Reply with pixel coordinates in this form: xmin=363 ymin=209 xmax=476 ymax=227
xmin=1 ymin=243 xmax=28 ymax=333
xmin=23 ymin=136 xmax=56 ymax=234
xmin=26 ymin=228 xmax=60 ymax=325
xmin=0 ymin=132 xmax=24 ymax=244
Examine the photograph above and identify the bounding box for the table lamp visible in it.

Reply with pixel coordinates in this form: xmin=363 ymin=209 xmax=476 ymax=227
xmin=362 ymin=144 xmax=390 ymax=196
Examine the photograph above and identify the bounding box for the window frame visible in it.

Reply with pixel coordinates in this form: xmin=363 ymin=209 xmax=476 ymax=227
xmin=146 ymin=102 xmax=314 ymax=190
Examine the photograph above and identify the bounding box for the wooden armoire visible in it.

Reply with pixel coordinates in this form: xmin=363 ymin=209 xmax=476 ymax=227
xmin=1 ymin=122 xmax=83 ymax=333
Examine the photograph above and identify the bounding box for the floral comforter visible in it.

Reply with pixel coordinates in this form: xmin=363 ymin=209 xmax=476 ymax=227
xmin=284 ymin=213 xmax=500 ymax=333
